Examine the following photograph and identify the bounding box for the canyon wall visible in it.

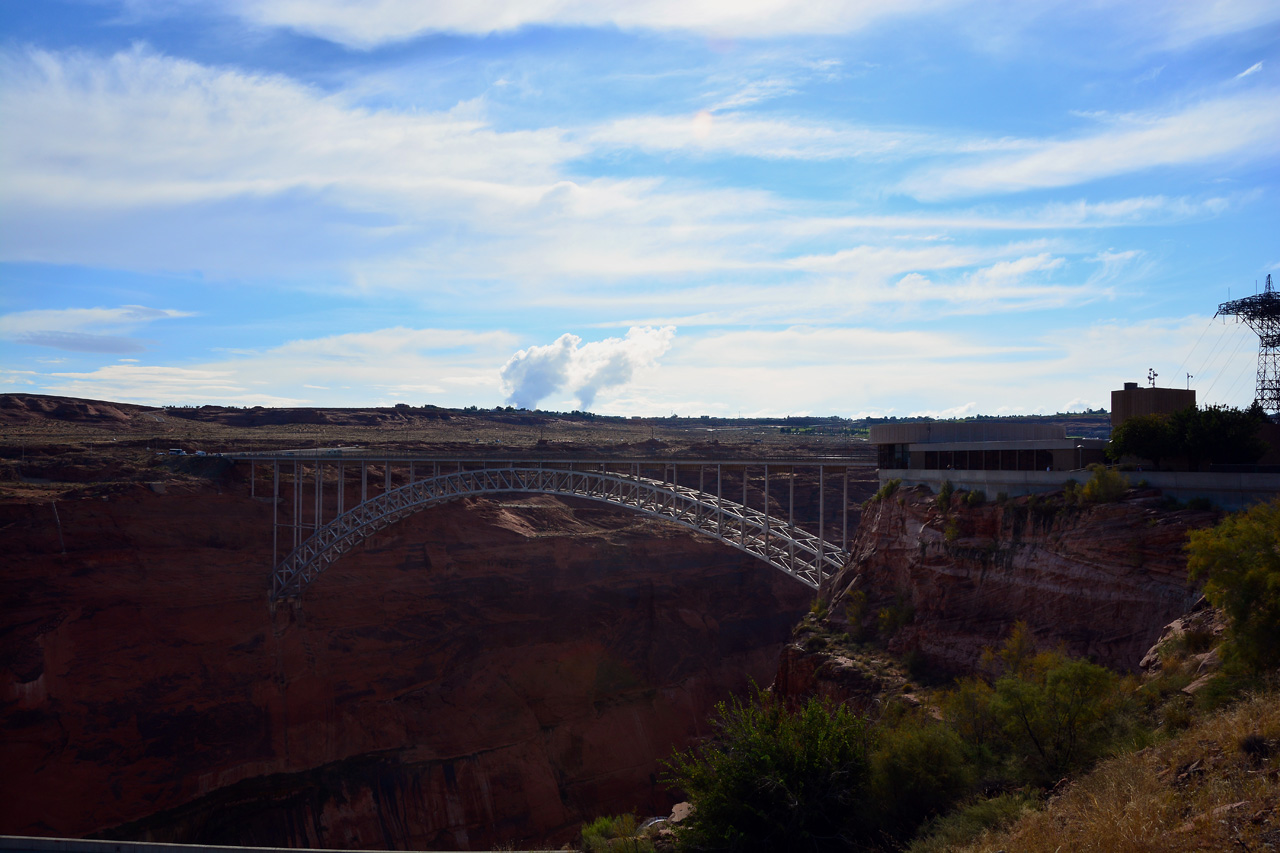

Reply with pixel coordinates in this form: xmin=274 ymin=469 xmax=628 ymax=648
xmin=824 ymin=486 xmax=1211 ymax=673
xmin=1 ymin=479 xmax=811 ymax=849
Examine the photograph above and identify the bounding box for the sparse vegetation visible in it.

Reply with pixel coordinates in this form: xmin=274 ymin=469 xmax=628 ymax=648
xmin=1187 ymin=497 xmax=1280 ymax=673
xmin=662 ymin=687 xmax=872 ymax=852
xmin=1080 ymin=463 xmax=1127 ymax=503
xmin=580 ymin=814 xmax=654 ymax=852
xmin=936 ymin=479 xmax=954 ymax=510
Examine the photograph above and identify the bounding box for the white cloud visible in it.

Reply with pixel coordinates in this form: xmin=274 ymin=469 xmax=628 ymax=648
xmin=123 ymin=0 xmax=1280 ymax=50
xmin=0 ymin=46 xmax=575 ymax=213
xmin=499 ymin=326 xmax=675 ymax=409
xmin=39 ymin=326 xmax=520 ymax=407
xmin=0 ymin=305 xmax=193 ymax=353
xmin=903 ymin=92 xmax=1280 ymax=199
xmin=1235 ymin=61 xmax=1263 ymax=79
xmin=584 ymin=111 xmax=924 ymax=160
xmin=173 ymin=0 xmax=959 ymax=47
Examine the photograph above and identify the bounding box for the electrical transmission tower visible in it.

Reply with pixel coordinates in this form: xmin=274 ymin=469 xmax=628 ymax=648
xmin=1217 ymin=274 xmax=1280 ymax=418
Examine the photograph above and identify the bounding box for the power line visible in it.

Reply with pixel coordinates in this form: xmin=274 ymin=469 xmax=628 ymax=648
xmin=1176 ymin=315 xmax=1217 ymax=374
xmin=1203 ymin=330 xmax=1251 ymax=400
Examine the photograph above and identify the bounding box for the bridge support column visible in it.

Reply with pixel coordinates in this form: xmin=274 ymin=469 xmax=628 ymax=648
xmin=716 ymin=464 xmax=723 ymax=537
xmin=764 ymin=465 xmax=770 ymax=561
xmin=272 ymin=461 xmax=279 ymax=570
xmin=293 ymin=460 xmax=301 ymax=551
xmin=789 ymin=467 xmax=795 ymax=568
xmin=818 ymin=465 xmax=825 ymax=579
xmin=842 ymin=467 xmax=848 ymax=552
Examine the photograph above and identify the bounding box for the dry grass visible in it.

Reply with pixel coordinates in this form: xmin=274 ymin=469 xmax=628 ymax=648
xmin=951 ymin=688 xmax=1280 ymax=852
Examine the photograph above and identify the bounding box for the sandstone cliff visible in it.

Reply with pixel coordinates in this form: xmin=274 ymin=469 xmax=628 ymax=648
xmin=822 ymin=486 xmax=1213 ymax=674
xmin=1 ymin=480 xmax=810 ymax=849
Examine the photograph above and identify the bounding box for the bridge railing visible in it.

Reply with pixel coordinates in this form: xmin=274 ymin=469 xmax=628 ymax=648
xmin=270 ymin=465 xmax=849 ymax=601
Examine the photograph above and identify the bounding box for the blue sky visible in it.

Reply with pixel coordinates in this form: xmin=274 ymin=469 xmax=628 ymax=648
xmin=1 ymin=1 xmax=1277 ymax=417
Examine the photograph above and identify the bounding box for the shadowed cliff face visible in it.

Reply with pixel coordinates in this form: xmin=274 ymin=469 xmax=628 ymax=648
xmin=825 ymin=487 xmax=1211 ymax=674
xmin=1 ymin=485 xmax=811 ymax=850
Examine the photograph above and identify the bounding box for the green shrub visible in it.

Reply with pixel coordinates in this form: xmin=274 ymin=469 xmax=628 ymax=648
xmin=948 ymin=624 xmax=1126 ymax=784
xmin=870 ymin=714 xmax=975 ymax=835
xmin=843 ymin=590 xmax=871 ymax=642
xmin=964 ymin=489 xmax=986 ymax=508
xmin=1187 ymin=497 xmax=1280 ymax=673
xmin=870 ymin=478 xmax=901 ymax=503
xmin=876 ymin=596 xmax=915 ymax=639
xmin=1080 ymin=464 xmax=1127 ymax=503
xmin=936 ymin=479 xmax=954 ymax=510
xmin=1062 ymin=479 xmax=1080 ymax=504
xmin=663 ymin=688 xmax=872 ymax=852
xmin=580 ymin=814 xmax=653 ymax=853
xmin=906 ymin=793 xmax=1036 ymax=853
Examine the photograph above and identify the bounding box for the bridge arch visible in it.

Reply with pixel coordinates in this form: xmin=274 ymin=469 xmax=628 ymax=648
xmin=271 ymin=465 xmax=848 ymax=601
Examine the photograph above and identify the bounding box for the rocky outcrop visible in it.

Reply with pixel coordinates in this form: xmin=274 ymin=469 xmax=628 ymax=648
xmin=823 ymin=486 xmax=1214 ymax=673
xmin=771 ymin=640 xmax=907 ymax=711
xmin=1 ymin=484 xmax=810 ymax=849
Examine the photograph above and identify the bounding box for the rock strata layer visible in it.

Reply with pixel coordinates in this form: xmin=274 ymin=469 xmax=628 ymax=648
xmin=825 ymin=487 xmax=1212 ymax=673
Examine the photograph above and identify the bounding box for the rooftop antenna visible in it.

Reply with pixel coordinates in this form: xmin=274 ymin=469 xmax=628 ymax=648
xmin=1216 ymin=273 xmax=1280 ymax=417
xmin=1147 ymin=368 xmax=1158 ymax=388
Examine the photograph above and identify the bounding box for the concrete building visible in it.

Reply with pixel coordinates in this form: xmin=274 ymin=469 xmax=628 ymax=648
xmin=1111 ymin=382 xmax=1195 ymax=429
xmin=870 ymin=421 xmax=1108 ymax=473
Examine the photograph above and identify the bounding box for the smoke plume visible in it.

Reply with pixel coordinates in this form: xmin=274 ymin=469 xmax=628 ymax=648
xmin=499 ymin=326 xmax=675 ymax=410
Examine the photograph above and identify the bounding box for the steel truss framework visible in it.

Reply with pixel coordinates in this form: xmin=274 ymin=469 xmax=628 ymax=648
xmin=1218 ymin=273 xmax=1280 ymax=417
xmin=255 ymin=461 xmax=859 ymax=601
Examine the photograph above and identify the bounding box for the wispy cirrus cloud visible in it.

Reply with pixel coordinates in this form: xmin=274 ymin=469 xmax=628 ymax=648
xmin=901 ymin=91 xmax=1280 ymax=199
xmin=122 ymin=0 xmax=961 ymax=47
xmin=0 ymin=305 xmax=193 ymax=353
xmin=42 ymin=326 xmax=521 ymax=407
xmin=582 ymin=111 xmax=925 ymax=160
xmin=117 ymin=0 xmax=1280 ymax=52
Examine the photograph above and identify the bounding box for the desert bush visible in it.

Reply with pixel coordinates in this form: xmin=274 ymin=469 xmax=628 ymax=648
xmin=964 ymin=489 xmax=986 ymax=507
xmin=949 ymin=624 xmax=1126 ymax=784
xmin=581 ymin=814 xmax=653 ymax=852
xmin=936 ymin=479 xmax=954 ymax=510
xmin=992 ymin=655 xmax=1120 ymax=780
xmin=1080 ymin=463 xmax=1127 ymax=503
xmin=1186 ymin=497 xmax=1280 ymax=673
xmin=876 ymin=595 xmax=915 ymax=639
xmin=869 ymin=713 xmax=975 ymax=835
xmin=906 ymin=793 xmax=1035 ymax=853
xmin=843 ymin=590 xmax=872 ymax=642
xmin=663 ymin=688 xmax=872 ymax=852
xmin=869 ymin=478 xmax=901 ymax=504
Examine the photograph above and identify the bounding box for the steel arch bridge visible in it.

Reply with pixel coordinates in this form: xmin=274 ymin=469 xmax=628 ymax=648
xmin=262 ymin=463 xmax=854 ymax=601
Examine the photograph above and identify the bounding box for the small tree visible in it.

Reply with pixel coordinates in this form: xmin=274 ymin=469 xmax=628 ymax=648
xmin=1080 ymin=464 xmax=1127 ymax=503
xmin=1107 ymin=413 xmax=1176 ymax=467
xmin=1186 ymin=497 xmax=1280 ymax=672
xmin=947 ymin=624 xmax=1122 ymax=784
xmin=663 ymin=688 xmax=872 ymax=852
xmin=1169 ymin=403 xmax=1269 ymax=470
